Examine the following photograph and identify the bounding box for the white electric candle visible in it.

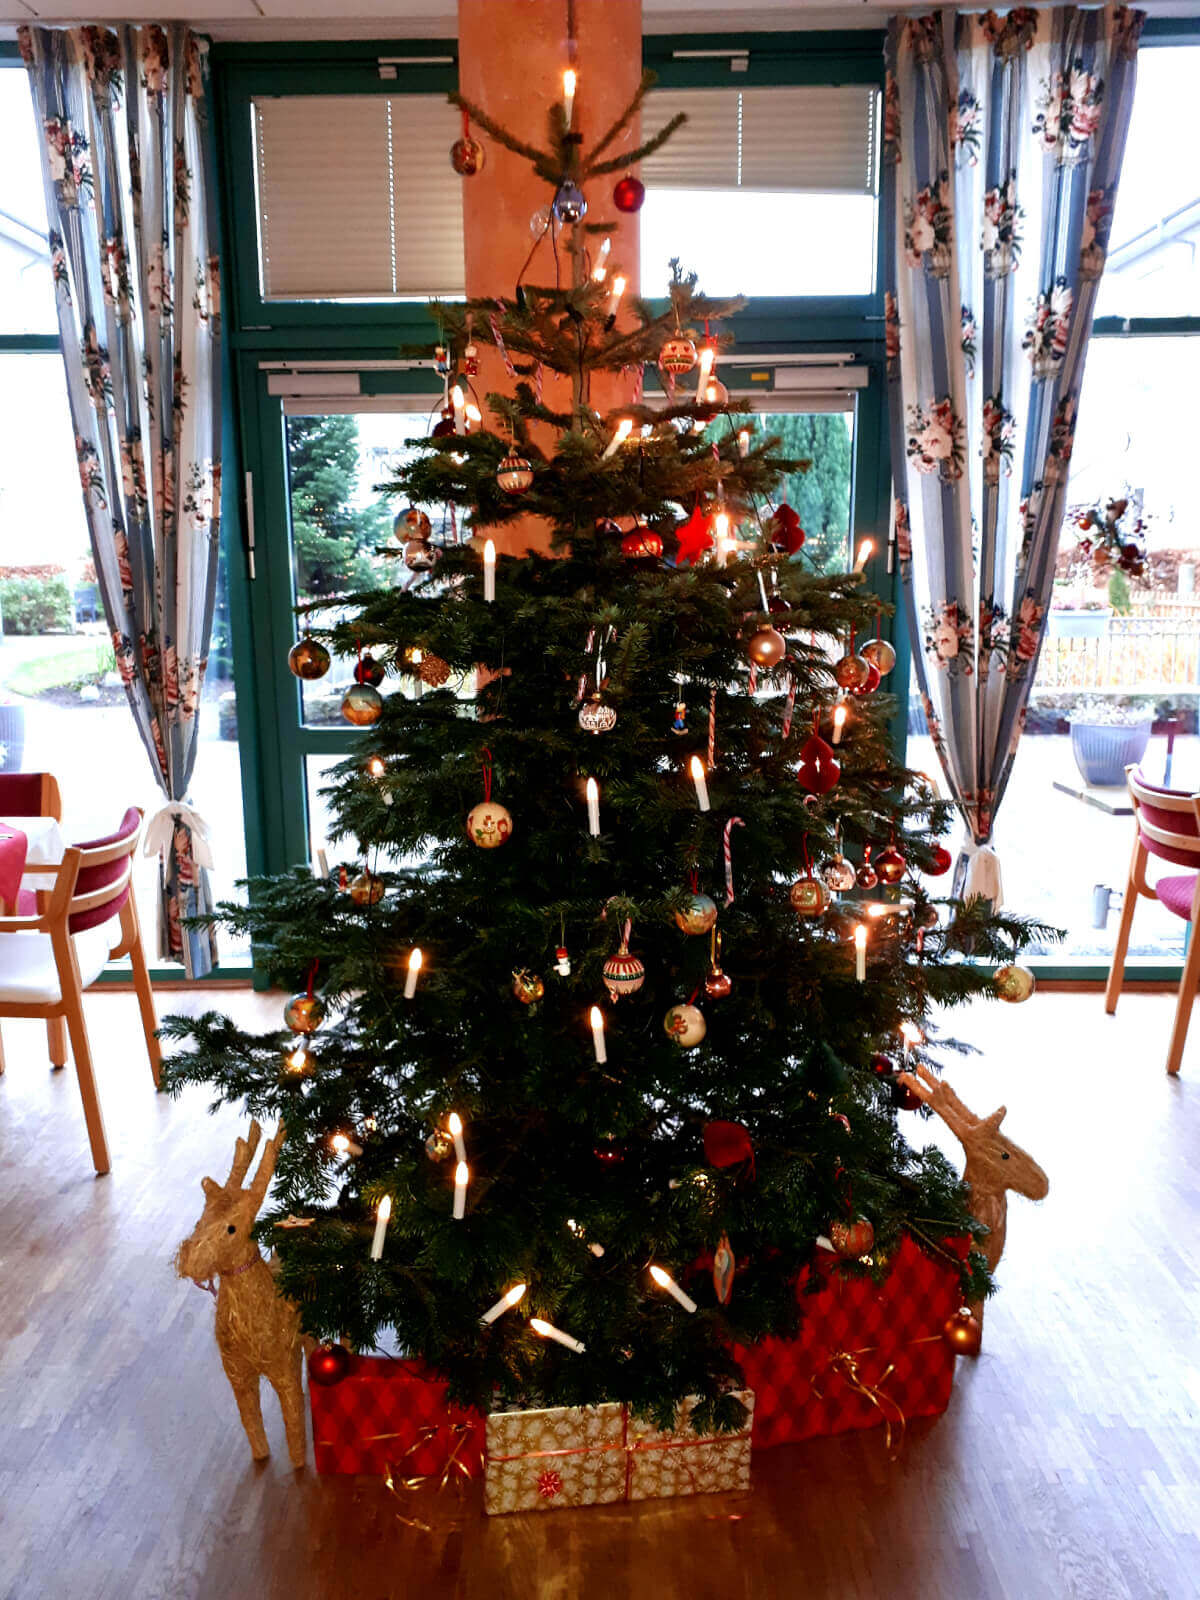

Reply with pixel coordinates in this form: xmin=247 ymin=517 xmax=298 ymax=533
xmin=562 ymin=68 xmax=577 ymax=131
xmin=589 ymin=1005 xmax=607 ymax=1064
xmin=483 ymin=539 xmax=496 ymax=603
xmin=697 ymin=344 xmax=716 ymax=385
xmin=854 ymin=539 xmax=874 ymax=572
xmin=854 ymin=924 xmax=867 ymax=983
xmin=832 ymin=703 xmax=848 ymax=745
xmin=649 ymin=1264 xmax=698 ymax=1314
xmin=480 ymin=1282 xmax=527 ymax=1326
xmin=713 ymin=510 xmax=731 ymax=567
xmin=591 ymin=236 xmax=612 ymax=283
xmin=607 ymin=274 xmax=627 ymax=321
xmin=737 ymin=429 xmax=750 ymax=458
xmin=586 ymin=776 xmax=600 ymax=837
xmin=453 ymin=1160 xmax=469 ymax=1220
xmin=331 ymin=1132 xmax=363 ymax=1159
xmin=451 ymin=383 xmax=466 ymax=436
xmin=404 ymin=947 xmax=423 ymax=1000
xmin=370 ymin=1194 xmax=392 ymax=1260
xmin=448 ymin=1111 xmax=466 ymax=1165
xmin=689 ymin=755 xmax=711 ymax=812
xmin=601 ymin=417 xmax=634 ymax=460
xmin=899 ymin=1020 xmax=923 ymax=1063
xmin=465 ymin=401 xmax=482 ymax=426
xmin=285 ymin=1044 xmax=309 ymax=1076
xmin=531 ymin=1316 xmax=586 ymax=1354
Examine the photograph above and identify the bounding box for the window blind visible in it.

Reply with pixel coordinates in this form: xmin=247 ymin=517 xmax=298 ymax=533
xmin=641 ymin=85 xmax=879 ymax=196
xmin=252 ymin=94 xmax=465 ymax=301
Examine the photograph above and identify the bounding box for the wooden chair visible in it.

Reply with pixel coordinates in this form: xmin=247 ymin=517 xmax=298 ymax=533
xmin=0 ymin=807 xmax=161 ymax=1174
xmin=1105 ymin=766 xmax=1200 ymax=1075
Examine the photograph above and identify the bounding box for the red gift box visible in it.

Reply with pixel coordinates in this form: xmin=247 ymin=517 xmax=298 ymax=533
xmin=310 ymin=1355 xmax=485 ymax=1477
xmin=731 ymin=1234 xmax=965 ymax=1449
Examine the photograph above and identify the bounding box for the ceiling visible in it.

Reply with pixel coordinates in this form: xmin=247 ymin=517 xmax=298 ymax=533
xmin=2 ymin=0 xmax=1197 ymax=40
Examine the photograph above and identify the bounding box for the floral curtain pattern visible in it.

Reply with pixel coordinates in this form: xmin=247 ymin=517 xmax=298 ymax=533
xmin=883 ymin=6 xmax=1143 ymax=902
xmin=20 ymin=24 xmax=222 ymax=974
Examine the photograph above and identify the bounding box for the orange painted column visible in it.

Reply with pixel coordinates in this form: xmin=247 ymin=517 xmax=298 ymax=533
xmin=457 ymin=0 xmax=643 ymax=553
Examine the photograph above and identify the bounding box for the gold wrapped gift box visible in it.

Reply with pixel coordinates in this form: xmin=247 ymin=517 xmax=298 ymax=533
xmin=483 ymin=1392 xmax=754 ymax=1515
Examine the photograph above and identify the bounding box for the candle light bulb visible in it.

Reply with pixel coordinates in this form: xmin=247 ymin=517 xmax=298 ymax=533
xmin=585 ymin=776 xmax=600 ymax=836
xmin=285 ymin=1045 xmax=308 ymax=1075
xmin=855 ymin=539 xmax=875 ymax=572
xmin=448 ymin=1110 xmax=466 ymax=1164
xmin=689 ymin=754 xmax=711 ymax=812
xmin=366 ymin=756 xmax=385 ymax=778
xmin=331 ymin=1132 xmax=363 ymax=1158
xmin=531 ymin=1316 xmax=586 ymax=1354
xmin=562 ymin=68 xmax=577 ymax=130
xmin=465 ymin=401 xmax=482 ymax=425
xmin=589 ymin=1005 xmax=607 ymax=1064
xmin=649 ymin=1264 xmax=698 ymax=1314
xmin=607 ymin=273 xmax=627 ymax=319
xmin=737 ymin=428 xmax=750 ymax=458
xmin=697 ymin=344 xmax=716 ymax=384
xmin=854 ymin=923 xmax=867 ymax=983
xmin=483 ymin=538 xmax=496 ymax=603
xmin=480 ymin=1282 xmax=527 ymax=1326
xmin=404 ymin=946 xmax=423 ymax=1000
xmin=713 ymin=511 xmax=733 ymax=567
xmin=370 ymin=1194 xmax=392 ymax=1260
xmin=453 ymin=1160 xmax=469 ymax=1220
xmin=832 ymin=703 xmax=848 ymax=745
xmin=591 ymin=236 xmax=612 ymax=283
xmin=602 ymin=417 xmax=634 ymax=460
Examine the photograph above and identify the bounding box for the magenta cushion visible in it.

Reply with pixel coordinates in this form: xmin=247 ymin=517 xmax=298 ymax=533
xmin=1133 ymin=770 xmax=1200 ymax=868
xmin=68 ymin=807 xmax=139 ymax=933
xmin=16 ymin=888 xmax=36 ymax=916
xmin=0 ymin=775 xmax=46 ymax=817
xmin=1157 ymin=874 xmax=1199 ymax=922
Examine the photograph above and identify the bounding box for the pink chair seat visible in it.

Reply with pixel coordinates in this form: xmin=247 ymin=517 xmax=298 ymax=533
xmin=1157 ymin=874 xmax=1198 ymax=922
xmin=16 ymin=889 xmax=36 ymax=916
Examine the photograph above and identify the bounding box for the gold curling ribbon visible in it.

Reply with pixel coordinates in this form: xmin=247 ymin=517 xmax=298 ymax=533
xmin=381 ymin=1422 xmax=477 ymax=1529
xmin=812 ymin=1349 xmax=910 ymax=1459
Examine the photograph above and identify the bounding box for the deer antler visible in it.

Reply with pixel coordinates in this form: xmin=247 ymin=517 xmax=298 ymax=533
xmin=896 ymin=1062 xmax=979 ymax=1143
xmin=246 ymin=1123 xmax=286 ymax=1217
xmin=224 ymin=1119 xmax=263 ymax=1193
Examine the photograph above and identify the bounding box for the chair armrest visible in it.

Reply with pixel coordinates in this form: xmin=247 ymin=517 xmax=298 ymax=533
xmin=0 ymin=913 xmax=50 ymax=933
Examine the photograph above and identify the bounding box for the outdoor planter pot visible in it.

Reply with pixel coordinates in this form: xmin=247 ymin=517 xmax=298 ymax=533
xmin=1069 ymin=716 xmax=1152 ymax=787
xmin=1049 ymin=607 xmax=1112 ymax=641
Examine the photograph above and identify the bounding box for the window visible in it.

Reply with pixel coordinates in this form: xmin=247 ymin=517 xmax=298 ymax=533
xmin=640 ymin=83 xmax=880 ymax=296
xmin=251 ymin=93 xmax=465 ymax=301
xmin=1094 ymin=47 xmax=1200 ymax=320
xmin=0 ymin=70 xmax=56 ymax=335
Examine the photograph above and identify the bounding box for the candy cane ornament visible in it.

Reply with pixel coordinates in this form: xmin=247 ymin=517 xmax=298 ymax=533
xmin=723 ymin=817 xmax=745 ymax=905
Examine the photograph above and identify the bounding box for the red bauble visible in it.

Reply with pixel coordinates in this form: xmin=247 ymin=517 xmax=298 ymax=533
xmin=353 ymin=653 xmax=385 ymax=687
xmin=308 ymin=1344 xmax=352 ymax=1387
xmin=875 ymin=845 xmax=907 ymax=885
xmin=703 ymin=1119 xmax=755 ymax=1176
xmin=621 ymin=525 xmax=663 ymax=560
xmin=830 ymin=1216 xmax=875 ymax=1257
xmin=768 ymin=504 xmax=806 ymax=555
xmin=892 ymin=1080 xmax=924 ymax=1111
xmin=851 ymin=661 xmax=882 ymax=696
xmin=796 ymin=734 xmax=841 ymax=795
xmin=927 ymin=843 xmax=953 ymax=876
xmin=594 ymin=1137 xmax=625 ymax=1165
xmin=869 ymin=1052 xmax=895 ymax=1076
xmin=613 ymin=175 xmax=645 ymax=213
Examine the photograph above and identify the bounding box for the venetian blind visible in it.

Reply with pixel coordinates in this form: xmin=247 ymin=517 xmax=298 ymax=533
xmin=252 ymin=94 xmax=465 ymax=300
xmin=641 ymin=85 xmax=879 ymax=195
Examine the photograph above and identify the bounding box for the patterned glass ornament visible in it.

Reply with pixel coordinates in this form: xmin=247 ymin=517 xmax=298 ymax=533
xmin=862 ymin=637 xmax=897 ymax=675
xmin=994 ymin=964 xmax=1036 ymax=1003
xmin=602 ymin=942 xmax=645 ymax=1000
xmin=424 ymin=1128 xmax=454 ymax=1161
xmin=497 ymin=453 xmax=534 ymax=493
xmin=349 ymin=870 xmax=384 ymax=907
xmin=450 ymin=135 xmax=485 ymax=175
xmin=578 ymin=694 xmax=617 ymax=734
xmin=341 ymin=684 xmax=383 ymax=726
xmin=512 ymin=969 xmax=545 ymax=1005
xmin=674 ymin=892 xmax=718 ymax=936
xmin=288 ymin=637 xmax=331 ymax=680
xmin=821 ymin=853 xmax=858 ymax=893
xmin=875 ymin=845 xmax=907 ymax=885
xmin=663 ymin=1003 xmax=706 ymax=1047
xmin=834 ymin=653 xmax=871 ymax=691
xmin=830 ymin=1216 xmax=875 ymax=1257
xmin=284 ymin=992 xmax=326 ymax=1033
xmin=790 ymin=877 xmax=830 ymax=916
xmin=658 ymin=335 xmax=698 ymax=375
xmin=466 ymin=801 xmax=513 ymax=849
xmin=405 ymin=539 xmax=438 ymax=572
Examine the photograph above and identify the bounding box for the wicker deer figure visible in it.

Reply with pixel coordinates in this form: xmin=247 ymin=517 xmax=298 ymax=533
xmin=897 ymin=1061 xmax=1048 ymax=1328
xmin=176 ymin=1120 xmax=307 ymax=1468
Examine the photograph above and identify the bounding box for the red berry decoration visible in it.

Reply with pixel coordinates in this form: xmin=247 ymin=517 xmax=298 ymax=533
xmin=613 ymin=175 xmax=645 ymax=213
xmin=796 ymin=734 xmax=841 ymax=795
xmin=927 ymin=843 xmax=953 ymax=876
xmin=875 ymin=844 xmax=907 ymax=885
xmin=308 ymin=1344 xmax=352 ymax=1387
xmin=621 ymin=525 xmax=663 ymax=560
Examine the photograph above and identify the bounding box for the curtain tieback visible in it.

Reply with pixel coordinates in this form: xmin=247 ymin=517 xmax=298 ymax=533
xmin=952 ymin=836 xmax=1003 ymax=912
xmin=143 ymin=803 xmax=215 ymax=870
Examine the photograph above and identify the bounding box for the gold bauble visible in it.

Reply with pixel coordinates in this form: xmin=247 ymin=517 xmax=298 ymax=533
xmin=942 ymin=1308 xmax=983 ymax=1357
xmin=349 ymin=870 xmax=385 ymax=907
xmin=790 ymin=877 xmax=830 ymax=916
xmin=994 ymin=964 xmax=1036 ymax=1003
xmin=830 ymin=1216 xmax=875 ymax=1257
xmin=674 ymin=892 xmax=718 ymax=936
xmin=283 ymin=992 xmax=326 ymax=1034
xmin=747 ymin=626 xmax=787 ymax=668
xmin=287 ymin=637 xmax=331 ymax=680
xmin=341 ymin=684 xmax=384 ymax=726
xmin=512 ymin=969 xmax=545 ymax=1005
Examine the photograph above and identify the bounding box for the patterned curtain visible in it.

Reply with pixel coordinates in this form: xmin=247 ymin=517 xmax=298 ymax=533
xmin=883 ymin=6 xmax=1143 ymax=904
xmin=20 ymin=24 xmax=221 ymax=975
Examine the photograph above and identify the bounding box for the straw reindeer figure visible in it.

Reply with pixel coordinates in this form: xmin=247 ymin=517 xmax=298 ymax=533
xmin=897 ymin=1061 xmax=1048 ymax=1330
xmin=176 ymin=1120 xmax=307 ymax=1468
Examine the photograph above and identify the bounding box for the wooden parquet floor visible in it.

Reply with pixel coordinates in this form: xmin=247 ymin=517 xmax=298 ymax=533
xmin=1 ymin=988 xmax=1198 ymax=1600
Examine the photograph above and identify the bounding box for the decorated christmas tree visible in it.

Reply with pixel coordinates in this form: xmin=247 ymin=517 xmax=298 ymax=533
xmin=163 ymin=75 xmax=1049 ymax=1437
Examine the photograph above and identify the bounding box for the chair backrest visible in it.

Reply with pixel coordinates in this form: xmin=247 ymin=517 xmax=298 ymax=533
xmin=1127 ymin=766 xmax=1200 ymax=868
xmin=0 ymin=772 xmax=62 ymax=821
xmin=67 ymin=807 xmax=142 ymax=933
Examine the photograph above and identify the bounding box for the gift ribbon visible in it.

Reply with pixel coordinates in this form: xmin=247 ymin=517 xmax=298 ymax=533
xmin=808 ymin=1335 xmax=943 ymax=1460
xmin=143 ymin=801 xmax=214 ymax=869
